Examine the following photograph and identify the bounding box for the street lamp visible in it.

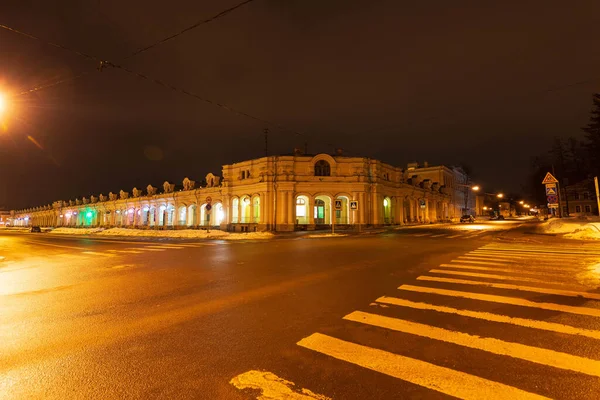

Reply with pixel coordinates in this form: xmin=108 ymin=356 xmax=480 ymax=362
xmin=472 ymin=185 xmax=480 ymax=191
xmin=497 ymin=193 xmax=504 ymax=198
xmin=519 ymin=200 xmax=524 ymax=205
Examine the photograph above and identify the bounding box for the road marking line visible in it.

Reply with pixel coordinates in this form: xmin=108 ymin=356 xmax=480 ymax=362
xmin=470 ymin=251 xmax=585 ymax=259
xmin=472 ymin=250 xmax=595 ymax=259
xmin=439 ymin=264 xmax=569 ymax=277
xmin=430 ymin=234 xmax=447 ymax=238
xmin=230 ymin=370 xmax=331 ymax=400
xmin=144 ymin=245 xmax=186 ymax=249
xmin=376 ymin=296 xmax=600 ymax=340
xmin=413 ymin=233 xmax=431 ymax=237
xmin=21 ymin=240 xmax=86 ymax=250
xmin=453 ymin=259 xmax=581 ymax=273
xmin=483 ymin=246 xmax=600 ymax=255
xmin=400 ymin=284 xmax=600 ymax=317
xmin=464 ymin=254 xmax=586 ymax=267
xmin=429 ymin=269 xmax=572 ymax=286
xmin=297 ymin=333 xmax=548 ymax=400
xmin=133 ymin=247 xmax=166 ymax=252
xmin=459 ymin=255 xmax=519 ymax=262
xmin=344 ymin=311 xmax=600 ymax=378
xmin=81 ymin=251 xmax=116 ymax=257
xmin=107 ymin=249 xmax=143 ymax=254
xmin=454 ymin=259 xmax=512 ymax=266
xmin=56 ymin=253 xmax=87 ymax=259
xmin=447 ymin=235 xmax=461 ymax=238
xmin=416 ymin=276 xmax=600 ymax=300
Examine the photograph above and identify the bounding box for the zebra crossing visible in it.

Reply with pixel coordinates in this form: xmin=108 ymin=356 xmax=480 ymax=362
xmin=408 ymin=229 xmax=493 ymax=240
xmin=263 ymin=242 xmax=600 ymax=398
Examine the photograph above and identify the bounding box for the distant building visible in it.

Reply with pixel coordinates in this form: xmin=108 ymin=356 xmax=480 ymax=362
xmin=10 ymin=153 xmax=467 ymax=231
xmin=0 ymin=210 xmax=10 ymax=226
xmin=561 ymin=178 xmax=598 ymax=216
xmin=404 ymin=162 xmax=475 ymax=217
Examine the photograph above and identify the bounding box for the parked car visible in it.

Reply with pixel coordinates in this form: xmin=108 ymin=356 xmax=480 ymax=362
xmin=490 ymin=215 xmax=505 ymax=220
xmin=460 ymin=215 xmax=475 ymax=223
xmin=30 ymin=226 xmax=42 ymax=233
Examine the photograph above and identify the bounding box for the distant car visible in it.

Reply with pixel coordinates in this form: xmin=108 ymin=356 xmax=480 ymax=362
xmin=30 ymin=226 xmax=42 ymax=233
xmin=490 ymin=215 xmax=505 ymax=220
xmin=460 ymin=215 xmax=475 ymax=223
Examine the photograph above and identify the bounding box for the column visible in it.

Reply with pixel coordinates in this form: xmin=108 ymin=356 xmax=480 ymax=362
xmin=287 ymin=192 xmax=294 ymax=225
xmin=371 ymin=192 xmax=378 ymax=225
xmin=308 ymin=196 xmax=315 ymax=225
xmin=359 ymin=192 xmax=366 ymax=224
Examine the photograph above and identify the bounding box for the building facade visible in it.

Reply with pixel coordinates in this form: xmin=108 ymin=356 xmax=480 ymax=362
xmin=9 ymin=154 xmax=458 ymax=231
xmin=404 ymin=162 xmax=475 ymax=217
xmin=561 ymin=178 xmax=598 ymax=217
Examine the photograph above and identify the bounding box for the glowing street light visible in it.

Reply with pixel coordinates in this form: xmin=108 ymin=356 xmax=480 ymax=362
xmin=497 ymin=193 xmax=504 ymax=198
xmin=0 ymin=93 xmax=6 ymax=115
xmin=519 ymin=200 xmax=524 ymax=205
xmin=472 ymin=185 xmax=480 ymax=191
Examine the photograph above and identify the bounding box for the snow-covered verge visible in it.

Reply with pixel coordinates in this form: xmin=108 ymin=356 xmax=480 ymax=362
xmin=49 ymin=227 xmax=274 ymax=240
xmin=538 ymin=219 xmax=591 ymax=234
xmin=564 ymin=228 xmax=600 ymax=240
xmin=539 ymin=219 xmax=600 ymax=240
xmin=0 ymin=227 xmax=30 ymax=232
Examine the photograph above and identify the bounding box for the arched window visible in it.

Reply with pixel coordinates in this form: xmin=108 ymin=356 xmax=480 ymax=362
xmin=314 ymin=160 xmax=331 ymax=176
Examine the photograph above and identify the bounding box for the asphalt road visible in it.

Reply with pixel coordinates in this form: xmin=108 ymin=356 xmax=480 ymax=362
xmin=1 ymin=221 xmax=600 ymax=399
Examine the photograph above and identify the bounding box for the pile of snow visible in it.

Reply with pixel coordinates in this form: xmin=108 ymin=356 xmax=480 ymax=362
xmin=306 ymin=233 xmax=348 ymax=238
xmin=49 ymin=227 xmax=273 ymax=240
xmin=50 ymin=227 xmax=104 ymax=235
xmin=538 ymin=219 xmax=590 ymax=234
xmin=565 ymin=228 xmax=600 ymax=241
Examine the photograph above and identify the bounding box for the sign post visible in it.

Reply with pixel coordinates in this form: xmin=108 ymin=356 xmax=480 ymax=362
xmin=350 ymin=200 xmax=359 ymax=232
xmin=542 ymin=172 xmax=560 ymax=217
xmin=595 ymin=176 xmax=600 ymax=217
xmin=205 ymin=196 xmax=212 ymax=233
xmin=333 ymin=199 xmax=342 ymax=234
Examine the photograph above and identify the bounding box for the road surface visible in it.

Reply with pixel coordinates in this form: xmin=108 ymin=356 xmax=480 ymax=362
xmin=1 ymin=220 xmax=600 ymax=399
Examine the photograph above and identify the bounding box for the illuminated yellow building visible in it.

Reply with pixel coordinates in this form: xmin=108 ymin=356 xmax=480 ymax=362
xmin=10 ymin=154 xmax=460 ymax=231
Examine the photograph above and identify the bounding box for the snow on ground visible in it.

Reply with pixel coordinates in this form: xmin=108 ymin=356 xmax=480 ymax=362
xmin=50 ymin=227 xmax=104 ymax=235
xmin=305 ymin=233 xmax=348 ymax=238
xmin=538 ymin=218 xmax=600 ymax=240
xmin=565 ymin=228 xmax=600 ymax=240
xmin=49 ymin=227 xmax=273 ymax=240
xmin=538 ymin=219 xmax=590 ymax=234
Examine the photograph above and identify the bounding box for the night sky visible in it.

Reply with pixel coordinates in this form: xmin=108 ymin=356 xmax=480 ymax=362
xmin=1 ymin=0 xmax=599 ymax=209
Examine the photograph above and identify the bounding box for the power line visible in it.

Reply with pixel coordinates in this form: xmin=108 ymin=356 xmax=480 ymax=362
xmin=0 ymin=23 xmax=101 ymax=62
xmin=1 ymin=17 xmax=304 ymax=137
xmin=5 ymin=0 xmax=255 ymax=96
xmin=18 ymin=71 xmax=90 ymax=96
xmin=124 ymin=0 xmax=255 ymax=60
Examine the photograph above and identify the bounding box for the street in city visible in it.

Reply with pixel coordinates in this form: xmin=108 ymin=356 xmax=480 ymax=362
xmin=2 ymin=220 xmax=600 ymax=399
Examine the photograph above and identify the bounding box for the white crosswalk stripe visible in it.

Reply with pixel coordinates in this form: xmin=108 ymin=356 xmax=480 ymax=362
xmin=297 ymin=333 xmax=548 ymax=400
xmin=290 ymin=242 xmax=600 ymax=398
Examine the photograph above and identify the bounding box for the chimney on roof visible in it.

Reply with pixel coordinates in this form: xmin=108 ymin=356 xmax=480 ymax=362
xmin=335 ymin=148 xmax=343 ymax=156
xmin=293 ymin=148 xmax=304 ymax=156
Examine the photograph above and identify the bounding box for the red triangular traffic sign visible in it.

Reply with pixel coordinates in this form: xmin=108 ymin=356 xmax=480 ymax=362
xmin=541 ymin=172 xmax=559 ymax=185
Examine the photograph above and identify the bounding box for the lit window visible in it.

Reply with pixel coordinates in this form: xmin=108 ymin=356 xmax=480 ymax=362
xmin=296 ymin=198 xmax=306 ymax=205
xmin=383 ymin=198 xmax=389 ymax=207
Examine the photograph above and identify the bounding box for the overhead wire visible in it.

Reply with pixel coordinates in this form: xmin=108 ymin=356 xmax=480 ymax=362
xmin=123 ymin=0 xmax=255 ymax=60
xmin=4 ymin=0 xmax=255 ymax=96
xmin=0 ymin=2 xmax=305 ymax=137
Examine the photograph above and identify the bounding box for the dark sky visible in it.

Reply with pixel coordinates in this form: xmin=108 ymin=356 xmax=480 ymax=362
xmin=1 ymin=0 xmax=599 ymax=209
